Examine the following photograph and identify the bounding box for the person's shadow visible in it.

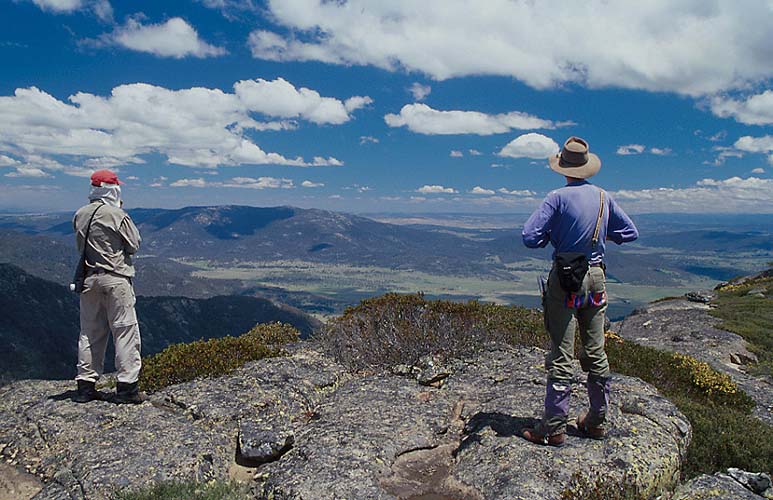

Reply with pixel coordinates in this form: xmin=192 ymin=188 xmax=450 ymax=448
xmin=459 ymin=411 xmax=581 ymax=453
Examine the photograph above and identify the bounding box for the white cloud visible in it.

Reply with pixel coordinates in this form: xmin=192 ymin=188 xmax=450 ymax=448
xmin=468 ymin=149 xmax=482 ymax=156
xmin=704 ymin=146 xmax=744 ymax=166
xmin=250 ymin=1 xmax=773 ymax=96
xmin=616 ymin=144 xmax=645 ymax=156
xmin=223 ymin=176 xmax=294 ymax=189
xmin=0 ymin=155 xmax=20 ymax=167
xmin=109 ymin=18 xmax=226 ymax=58
xmin=735 ymin=135 xmax=773 ymax=153
xmin=416 ymin=185 xmax=457 ymax=194
xmin=385 ymin=103 xmax=563 ymax=135
xmin=301 ymin=180 xmax=324 ymax=188
xmin=170 ymin=176 xmax=295 ymax=189
xmin=751 ymin=168 xmax=765 ymax=174
xmin=649 ymin=147 xmax=672 ymax=156
xmin=170 ymin=178 xmax=207 ymax=188
xmin=0 ymin=79 xmax=360 ymax=172
xmin=31 ymin=0 xmax=82 ymax=12
xmin=450 ymin=150 xmax=463 ymax=158
xmin=359 ymin=135 xmax=379 ymax=145
xmin=470 ymin=186 xmax=495 ymax=195
xmin=235 ymin=78 xmax=369 ymax=125
xmin=344 ymin=96 xmax=373 ymax=113
xmin=27 ymin=0 xmax=112 ymax=21
xmin=498 ymin=133 xmax=559 ymax=159
xmin=409 ymin=83 xmax=431 ymax=101
xmin=498 ymin=187 xmax=536 ymax=196
xmin=710 ymin=90 xmax=773 ymax=125
xmin=4 ymin=166 xmax=51 ymax=178
xmin=613 ymin=177 xmax=773 ymax=213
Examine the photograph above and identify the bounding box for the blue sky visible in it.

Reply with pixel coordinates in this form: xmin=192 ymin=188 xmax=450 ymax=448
xmin=1 ymin=0 xmax=772 ymax=213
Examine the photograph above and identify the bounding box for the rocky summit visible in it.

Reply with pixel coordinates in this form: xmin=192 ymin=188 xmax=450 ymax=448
xmin=0 ymin=343 xmax=690 ymax=500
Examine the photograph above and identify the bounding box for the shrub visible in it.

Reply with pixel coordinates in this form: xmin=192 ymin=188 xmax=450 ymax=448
xmin=139 ymin=322 xmax=299 ymax=392
xmin=315 ymin=293 xmax=545 ymax=370
xmin=113 ymin=480 xmax=250 ymax=500
xmin=561 ymin=471 xmax=643 ymax=500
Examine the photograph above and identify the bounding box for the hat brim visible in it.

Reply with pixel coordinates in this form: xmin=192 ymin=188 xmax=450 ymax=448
xmin=548 ymin=153 xmax=601 ymax=179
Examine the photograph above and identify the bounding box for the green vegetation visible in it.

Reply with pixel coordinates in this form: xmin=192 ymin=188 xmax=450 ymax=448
xmin=113 ymin=480 xmax=250 ymax=500
xmin=711 ymin=275 xmax=773 ymax=376
xmin=316 ymin=293 xmax=545 ymax=370
xmin=561 ymin=471 xmax=642 ymax=500
xmin=139 ymin=322 xmax=299 ymax=392
xmin=605 ymin=333 xmax=773 ymax=478
xmin=319 ymin=291 xmax=773 ymax=497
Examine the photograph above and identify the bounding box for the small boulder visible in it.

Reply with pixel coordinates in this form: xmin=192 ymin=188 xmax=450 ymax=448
xmin=685 ymin=290 xmax=715 ymax=303
xmin=238 ymin=418 xmax=295 ymax=466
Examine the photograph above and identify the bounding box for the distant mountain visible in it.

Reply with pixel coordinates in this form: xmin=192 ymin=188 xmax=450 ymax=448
xmin=0 ymin=263 xmax=320 ymax=382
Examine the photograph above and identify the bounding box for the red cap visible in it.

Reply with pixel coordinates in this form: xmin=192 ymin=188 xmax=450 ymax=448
xmin=90 ymin=169 xmax=122 ymax=187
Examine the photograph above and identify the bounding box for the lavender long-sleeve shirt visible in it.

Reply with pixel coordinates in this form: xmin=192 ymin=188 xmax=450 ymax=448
xmin=522 ymin=180 xmax=638 ymax=265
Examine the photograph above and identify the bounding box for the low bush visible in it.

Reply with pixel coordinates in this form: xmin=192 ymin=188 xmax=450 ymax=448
xmin=315 ymin=293 xmax=545 ymax=370
xmin=113 ymin=480 xmax=250 ymax=500
xmin=139 ymin=322 xmax=299 ymax=392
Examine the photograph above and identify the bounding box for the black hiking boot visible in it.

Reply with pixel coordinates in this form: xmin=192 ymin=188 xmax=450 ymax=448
xmin=73 ymin=380 xmax=102 ymax=403
xmin=113 ymin=382 xmax=145 ymax=405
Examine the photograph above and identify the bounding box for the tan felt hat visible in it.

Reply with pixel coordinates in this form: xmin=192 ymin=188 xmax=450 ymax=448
xmin=548 ymin=136 xmax=601 ymax=179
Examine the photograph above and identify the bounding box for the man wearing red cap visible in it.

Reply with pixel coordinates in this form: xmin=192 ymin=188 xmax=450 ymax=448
xmin=71 ymin=170 xmax=143 ymax=404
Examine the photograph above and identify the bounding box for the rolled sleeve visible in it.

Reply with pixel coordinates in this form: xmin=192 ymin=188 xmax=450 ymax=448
xmin=607 ymin=196 xmax=638 ymax=244
xmin=120 ymin=216 xmax=142 ymax=254
xmin=522 ymin=194 xmax=557 ymax=248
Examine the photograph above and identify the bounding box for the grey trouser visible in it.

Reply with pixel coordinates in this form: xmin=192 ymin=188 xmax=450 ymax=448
xmin=76 ymin=273 xmax=142 ymax=384
xmin=541 ymin=265 xmax=610 ymax=434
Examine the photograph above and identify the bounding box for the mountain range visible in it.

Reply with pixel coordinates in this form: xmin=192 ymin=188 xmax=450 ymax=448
xmin=0 ymin=263 xmax=319 ymax=383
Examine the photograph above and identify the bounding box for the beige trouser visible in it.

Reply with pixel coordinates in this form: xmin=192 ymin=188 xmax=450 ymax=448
xmin=76 ymin=273 xmax=141 ymax=384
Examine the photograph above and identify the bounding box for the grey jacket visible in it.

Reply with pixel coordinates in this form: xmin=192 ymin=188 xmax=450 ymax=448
xmin=73 ymin=201 xmax=141 ymax=278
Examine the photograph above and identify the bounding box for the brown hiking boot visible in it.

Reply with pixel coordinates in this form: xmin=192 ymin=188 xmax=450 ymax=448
xmin=577 ymin=411 xmax=606 ymax=439
xmin=521 ymin=428 xmax=565 ymax=447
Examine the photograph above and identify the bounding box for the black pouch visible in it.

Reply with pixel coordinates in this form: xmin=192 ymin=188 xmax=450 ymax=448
xmin=554 ymin=252 xmax=589 ymax=293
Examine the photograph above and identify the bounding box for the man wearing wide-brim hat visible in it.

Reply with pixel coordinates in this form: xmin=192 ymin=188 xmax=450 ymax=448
xmin=521 ymin=137 xmax=639 ymax=446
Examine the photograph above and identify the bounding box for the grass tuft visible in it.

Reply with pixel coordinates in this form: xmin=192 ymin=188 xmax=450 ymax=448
xmin=113 ymin=480 xmax=250 ymax=500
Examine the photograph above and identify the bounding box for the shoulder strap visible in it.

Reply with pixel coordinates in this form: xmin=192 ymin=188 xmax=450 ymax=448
xmin=81 ymin=203 xmax=103 ymax=263
xmin=591 ymin=189 xmax=605 ymax=248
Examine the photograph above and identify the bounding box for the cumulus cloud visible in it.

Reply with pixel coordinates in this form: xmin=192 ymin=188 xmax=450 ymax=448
xmin=170 ymin=178 xmax=208 ymax=188
xmin=409 ymin=83 xmax=431 ymax=101
xmin=450 ymin=150 xmax=463 ymax=158
xmin=107 ymin=17 xmax=226 ymax=58
xmin=498 ymin=133 xmax=559 ymax=159
xmin=385 ymin=104 xmax=563 ymax=135
xmin=468 ymin=149 xmax=482 ymax=156
xmin=498 ymin=187 xmax=536 ymax=196
xmin=470 ymin=186 xmax=495 ymax=195
xmin=248 ymin=1 xmax=773 ymax=96
xmin=649 ymin=147 xmax=672 ymax=156
xmin=170 ymin=176 xmax=295 ymax=189
xmin=613 ymin=177 xmax=773 ymax=213
xmin=416 ymin=185 xmax=457 ymax=194
xmin=301 ymin=180 xmax=324 ymax=188
xmin=735 ymin=135 xmax=773 ymax=153
xmin=710 ymin=90 xmax=773 ymax=125
xmin=27 ymin=0 xmax=112 ymax=21
xmin=704 ymin=146 xmax=744 ymax=166
xmin=0 ymin=79 xmax=364 ymax=173
xmin=616 ymin=144 xmax=645 ymax=155
xmin=751 ymin=168 xmax=765 ymax=174
xmin=359 ymin=135 xmax=379 ymax=145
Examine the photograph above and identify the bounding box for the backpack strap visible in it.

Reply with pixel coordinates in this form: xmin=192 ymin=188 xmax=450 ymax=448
xmin=82 ymin=203 xmax=103 ymax=266
xmin=591 ymin=189 xmax=605 ymax=248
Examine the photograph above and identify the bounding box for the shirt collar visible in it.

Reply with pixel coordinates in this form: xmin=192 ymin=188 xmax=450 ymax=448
xmin=566 ymin=179 xmax=590 ymax=186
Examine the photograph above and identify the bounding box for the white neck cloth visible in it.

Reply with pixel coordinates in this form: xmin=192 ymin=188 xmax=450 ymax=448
xmin=89 ymin=183 xmax=122 ymax=208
